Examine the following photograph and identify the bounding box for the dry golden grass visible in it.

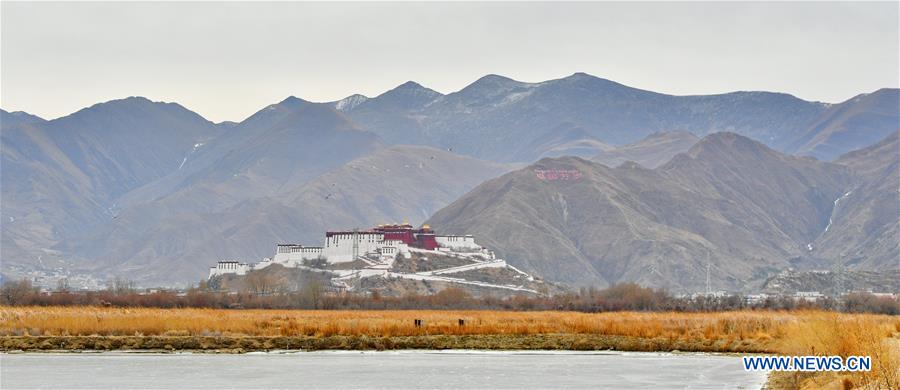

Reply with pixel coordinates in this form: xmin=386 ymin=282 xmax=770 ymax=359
xmin=774 ymin=312 xmax=900 ymax=389
xmin=0 ymin=307 xmax=900 ymax=351
xmin=1 ymin=306 xmax=799 ymax=341
xmin=1 ymin=307 xmax=897 ymax=388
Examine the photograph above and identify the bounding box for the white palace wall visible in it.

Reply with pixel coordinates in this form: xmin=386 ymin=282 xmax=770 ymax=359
xmin=435 ymin=235 xmax=481 ymax=251
xmin=323 ymin=232 xmax=385 ymax=263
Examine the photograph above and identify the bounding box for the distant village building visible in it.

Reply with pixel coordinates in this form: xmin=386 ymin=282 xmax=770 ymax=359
xmin=686 ymin=290 xmax=729 ymax=299
xmin=869 ymin=292 xmax=898 ymax=300
xmin=744 ymin=293 xmax=769 ymax=305
xmin=794 ymin=291 xmax=825 ymax=302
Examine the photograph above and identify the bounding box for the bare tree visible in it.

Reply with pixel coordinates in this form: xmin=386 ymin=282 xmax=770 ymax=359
xmin=0 ymin=279 xmax=38 ymax=305
xmin=106 ymin=278 xmax=136 ymax=295
xmin=55 ymin=278 xmax=70 ymax=293
xmin=245 ymin=272 xmax=278 ymax=295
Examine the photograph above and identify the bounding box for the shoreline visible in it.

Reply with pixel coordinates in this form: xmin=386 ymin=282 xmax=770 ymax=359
xmin=1 ymin=349 xmax=762 ymax=357
xmin=1 ymin=334 xmax=772 ymax=354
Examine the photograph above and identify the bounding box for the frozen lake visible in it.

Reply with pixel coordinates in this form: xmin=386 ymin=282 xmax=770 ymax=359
xmin=1 ymin=350 xmax=767 ymax=389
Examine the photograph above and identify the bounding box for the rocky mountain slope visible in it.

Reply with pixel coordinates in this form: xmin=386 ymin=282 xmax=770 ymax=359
xmin=762 ymin=269 xmax=900 ymax=296
xmin=789 ymin=89 xmax=899 ymax=161
xmin=0 ymin=109 xmax=45 ymax=127
xmin=808 ymin=131 xmax=899 ymax=270
xmin=1 ymin=99 xmax=222 ymax=276
xmin=339 ymin=81 xmax=443 ymax=146
xmin=115 ymin=97 xmax=381 ymax=210
xmin=592 ymin=131 xmax=699 ymax=168
xmin=57 ymin=99 xmax=383 ymax=282
xmin=427 ymin=133 xmax=856 ymax=292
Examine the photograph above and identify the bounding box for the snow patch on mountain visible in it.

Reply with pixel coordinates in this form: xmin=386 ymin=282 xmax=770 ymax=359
xmin=334 ymin=94 xmax=369 ymax=112
xmin=178 ymin=142 xmax=205 ymax=170
xmin=824 ymin=191 xmax=852 ymax=234
xmin=499 ymin=89 xmax=536 ymax=107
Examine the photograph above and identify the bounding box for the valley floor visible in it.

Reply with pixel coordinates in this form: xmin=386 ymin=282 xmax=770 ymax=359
xmin=1 ymin=307 xmax=897 ymax=388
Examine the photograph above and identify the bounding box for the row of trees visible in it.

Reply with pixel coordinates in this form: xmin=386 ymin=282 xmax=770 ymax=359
xmin=2 ymin=278 xmax=898 ymax=314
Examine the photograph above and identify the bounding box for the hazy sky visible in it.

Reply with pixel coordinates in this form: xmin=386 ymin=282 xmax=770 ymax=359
xmin=2 ymin=2 xmax=898 ymax=123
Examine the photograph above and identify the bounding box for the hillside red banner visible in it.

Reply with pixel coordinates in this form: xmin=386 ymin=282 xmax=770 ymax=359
xmin=534 ymin=169 xmax=582 ymax=181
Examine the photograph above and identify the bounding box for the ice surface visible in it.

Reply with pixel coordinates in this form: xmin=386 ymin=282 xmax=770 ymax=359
xmin=1 ymin=350 xmax=767 ymax=389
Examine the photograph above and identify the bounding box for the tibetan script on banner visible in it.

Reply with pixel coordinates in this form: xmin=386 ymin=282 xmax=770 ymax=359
xmin=534 ymin=169 xmax=582 ymax=181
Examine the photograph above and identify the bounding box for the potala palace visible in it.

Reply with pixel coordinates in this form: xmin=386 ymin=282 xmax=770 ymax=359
xmin=207 ymin=223 xmax=542 ymax=294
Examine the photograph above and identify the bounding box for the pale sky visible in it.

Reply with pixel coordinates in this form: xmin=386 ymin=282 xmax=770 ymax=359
xmin=1 ymin=2 xmax=898 ymax=123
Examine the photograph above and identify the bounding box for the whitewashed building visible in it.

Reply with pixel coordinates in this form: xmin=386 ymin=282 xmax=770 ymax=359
xmin=272 ymin=244 xmax=325 ymax=265
xmin=794 ymin=291 xmax=825 ymax=302
xmin=323 ymin=231 xmax=389 ymax=263
xmin=208 ymin=261 xmax=250 ymax=278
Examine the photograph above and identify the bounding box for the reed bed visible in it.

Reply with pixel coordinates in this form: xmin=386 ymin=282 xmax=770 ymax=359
xmin=2 ymin=307 xmax=897 ymax=388
xmin=0 ymin=306 xmax=873 ymax=342
xmin=773 ymin=312 xmax=900 ymax=389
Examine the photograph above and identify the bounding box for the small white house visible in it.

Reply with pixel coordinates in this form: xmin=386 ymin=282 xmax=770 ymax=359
xmin=794 ymin=291 xmax=825 ymax=302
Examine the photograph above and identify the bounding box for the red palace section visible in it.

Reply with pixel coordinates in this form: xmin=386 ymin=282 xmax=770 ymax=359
xmin=373 ymin=223 xmax=438 ymax=250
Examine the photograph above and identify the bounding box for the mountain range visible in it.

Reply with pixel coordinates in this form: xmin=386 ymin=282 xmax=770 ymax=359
xmin=336 ymin=73 xmax=898 ymax=162
xmin=427 ymin=132 xmax=897 ymax=292
xmin=1 ymin=98 xmax=509 ymax=285
xmin=1 ymin=73 xmax=897 ymax=288
xmin=1 ymin=100 xmax=222 ymax=282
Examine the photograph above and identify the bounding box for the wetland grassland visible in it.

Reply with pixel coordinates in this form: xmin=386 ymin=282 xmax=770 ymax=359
xmin=1 ymin=307 xmax=898 ymax=388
